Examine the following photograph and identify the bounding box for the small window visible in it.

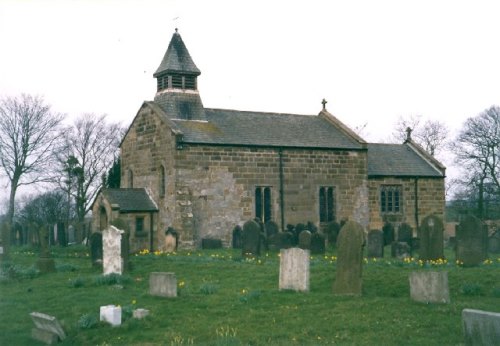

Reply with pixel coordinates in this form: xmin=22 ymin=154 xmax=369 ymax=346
xmin=255 ymin=186 xmax=272 ymax=222
xmin=128 ymin=169 xmax=133 ymax=188
xmin=319 ymin=186 xmax=335 ymax=223
xmin=136 ymin=217 xmax=144 ymax=233
xmin=380 ymin=185 xmax=402 ymax=213
xmin=159 ymin=165 xmax=166 ymax=198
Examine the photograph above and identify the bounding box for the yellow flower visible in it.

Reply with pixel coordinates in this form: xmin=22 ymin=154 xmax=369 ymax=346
xmin=132 ymin=299 xmax=136 ymax=305
xmin=241 ymin=289 xmax=247 ymax=294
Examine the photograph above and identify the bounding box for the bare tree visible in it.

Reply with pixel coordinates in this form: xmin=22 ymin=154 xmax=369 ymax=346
xmin=451 ymin=105 xmax=500 ymax=218
xmin=392 ymin=115 xmax=449 ymax=156
xmin=57 ymin=114 xmax=123 ymax=224
xmin=0 ymin=94 xmax=65 ymax=226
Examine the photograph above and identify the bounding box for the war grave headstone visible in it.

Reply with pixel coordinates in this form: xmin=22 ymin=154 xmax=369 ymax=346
xmin=409 ymin=271 xmax=450 ymax=304
xmin=36 ymin=226 xmax=56 ymax=273
xmin=241 ymin=220 xmax=261 ymax=256
xmin=456 ymin=215 xmax=488 ymax=267
xmin=367 ymin=229 xmax=384 ymax=258
xmin=100 ymin=305 xmax=121 ymax=326
xmin=103 ymin=225 xmax=124 ymax=275
xmin=382 ymin=222 xmax=395 ymax=246
xmin=333 ymin=221 xmax=365 ymax=296
xmin=310 ymin=232 xmax=326 ymax=254
xmin=391 ymin=242 xmax=411 ymax=259
xmin=165 ymin=227 xmax=178 ymax=252
xmin=30 ymin=312 xmax=66 ymax=344
xmin=149 ymin=272 xmax=177 ymax=297
xmin=419 ymin=215 xmax=444 ymax=261
xmin=298 ymin=230 xmax=311 ymax=250
xmin=462 ymin=309 xmax=500 ymax=346
xmin=232 ymin=225 xmax=242 ymax=249
xmin=279 ymin=248 xmax=310 ymax=292
xmin=90 ymin=232 xmax=103 ymax=268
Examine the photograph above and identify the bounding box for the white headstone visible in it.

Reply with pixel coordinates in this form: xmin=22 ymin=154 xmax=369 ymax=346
xmin=103 ymin=225 xmax=124 ymax=275
xmin=279 ymin=248 xmax=310 ymax=292
xmin=100 ymin=305 xmax=122 ymax=326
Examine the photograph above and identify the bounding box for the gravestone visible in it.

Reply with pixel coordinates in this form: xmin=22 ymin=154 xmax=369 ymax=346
xmin=279 ymin=248 xmax=310 ymax=292
xmin=391 ymin=241 xmax=411 ymax=259
xmin=100 ymin=305 xmax=121 ymax=326
xmin=90 ymin=232 xmax=103 ymax=268
xmin=333 ymin=221 xmax=365 ymax=296
xmin=489 ymin=229 xmax=500 ymax=254
xmin=409 ymin=271 xmax=450 ymax=304
xmin=310 ymin=232 xmax=326 ymax=254
xmin=110 ymin=218 xmax=130 ymax=272
xmin=36 ymin=226 xmax=55 ymax=273
xmin=298 ymin=230 xmax=311 ymax=250
xmin=149 ymin=272 xmax=177 ymax=297
xmin=398 ymin=223 xmax=412 ymax=244
xmin=30 ymin=312 xmax=66 ymax=344
xmin=265 ymin=220 xmax=279 ymax=239
xmin=462 ymin=309 xmax=500 ymax=346
xmin=1 ymin=222 xmax=11 ymax=261
xmin=324 ymin=221 xmax=341 ymax=246
xmin=367 ymin=229 xmax=384 ymax=258
xmin=133 ymin=308 xmax=150 ymax=319
xmin=269 ymin=232 xmax=293 ymax=251
xmin=67 ymin=225 xmax=75 ymax=244
xmin=202 ymin=238 xmax=222 ymax=249
xmin=232 ymin=225 xmax=242 ymax=249
xmin=382 ymin=222 xmax=395 ymax=246
xmin=103 ymin=225 xmax=124 ymax=275
xmin=419 ymin=215 xmax=444 ymax=261
xmin=56 ymin=223 xmax=67 ymax=247
xmin=165 ymin=227 xmax=178 ymax=252
xmin=241 ymin=220 xmax=261 ymax=257
xmin=456 ymin=215 xmax=488 ymax=267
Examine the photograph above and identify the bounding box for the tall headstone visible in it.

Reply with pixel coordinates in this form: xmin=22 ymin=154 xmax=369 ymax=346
xmin=242 ymin=220 xmax=261 ymax=257
xmin=103 ymin=225 xmax=124 ymax=275
xmin=382 ymin=222 xmax=395 ymax=246
xmin=367 ymin=229 xmax=384 ymax=258
xmin=232 ymin=225 xmax=242 ymax=249
xmin=298 ymin=230 xmax=311 ymax=250
xmin=279 ymin=248 xmax=310 ymax=292
xmin=419 ymin=215 xmax=444 ymax=261
xmin=456 ymin=215 xmax=488 ymax=267
xmin=57 ymin=223 xmax=67 ymax=247
xmin=409 ymin=271 xmax=450 ymax=304
xmin=90 ymin=232 xmax=103 ymax=268
xmin=398 ymin=223 xmax=413 ymax=244
xmin=310 ymin=232 xmax=326 ymax=254
xmin=67 ymin=225 xmax=76 ymax=244
xmin=333 ymin=221 xmax=365 ymax=296
xmin=36 ymin=226 xmax=55 ymax=273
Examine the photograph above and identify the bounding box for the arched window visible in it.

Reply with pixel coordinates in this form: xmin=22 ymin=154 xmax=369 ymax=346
xmin=255 ymin=186 xmax=272 ymax=223
xmin=128 ymin=169 xmax=133 ymax=188
xmin=159 ymin=165 xmax=166 ymax=198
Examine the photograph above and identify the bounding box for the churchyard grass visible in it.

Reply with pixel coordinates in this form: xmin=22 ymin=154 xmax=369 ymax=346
xmin=1 ymin=245 xmax=499 ymax=345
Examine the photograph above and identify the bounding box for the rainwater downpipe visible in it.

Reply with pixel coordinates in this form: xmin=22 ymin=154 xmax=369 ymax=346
xmin=279 ymin=148 xmax=285 ymax=232
xmin=414 ymin=177 xmax=419 ymax=232
xmin=149 ymin=211 xmax=154 ymax=252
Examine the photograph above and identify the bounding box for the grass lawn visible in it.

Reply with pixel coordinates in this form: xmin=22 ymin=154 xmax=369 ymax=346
xmin=1 ymin=245 xmax=499 ymax=345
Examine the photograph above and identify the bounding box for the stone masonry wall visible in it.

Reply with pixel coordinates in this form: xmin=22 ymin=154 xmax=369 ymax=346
xmin=368 ymin=177 xmax=445 ymax=232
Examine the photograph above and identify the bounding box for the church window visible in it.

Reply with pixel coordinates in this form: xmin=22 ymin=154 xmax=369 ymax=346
xmin=159 ymin=165 xmax=166 ymax=198
xmin=319 ymin=186 xmax=335 ymax=223
xmin=255 ymin=186 xmax=272 ymax=222
xmin=380 ymin=185 xmax=402 ymax=213
xmin=128 ymin=169 xmax=133 ymax=188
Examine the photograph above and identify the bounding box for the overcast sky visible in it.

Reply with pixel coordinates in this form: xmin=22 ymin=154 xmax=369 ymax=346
xmin=1 ymin=0 xmax=499 ymax=204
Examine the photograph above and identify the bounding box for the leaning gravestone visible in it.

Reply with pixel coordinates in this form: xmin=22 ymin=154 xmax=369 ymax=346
xmin=279 ymin=248 xmax=310 ymax=292
xmin=30 ymin=312 xmax=66 ymax=344
xmin=462 ymin=309 xmax=500 ymax=346
xmin=310 ymin=232 xmax=326 ymax=254
xmin=367 ymin=229 xmax=384 ymax=258
xmin=398 ymin=223 xmax=413 ymax=244
xmin=149 ymin=272 xmax=177 ymax=298
xmin=103 ymin=225 xmax=124 ymax=275
xmin=382 ymin=222 xmax=395 ymax=246
xmin=242 ymin=220 xmax=261 ymax=257
xmin=409 ymin=271 xmax=450 ymax=304
xmin=90 ymin=232 xmax=103 ymax=268
xmin=298 ymin=230 xmax=311 ymax=250
xmin=419 ymin=215 xmax=444 ymax=261
xmin=333 ymin=221 xmax=365 ymax=296
xmin=232 ymin=225 xmax=242 ymax=249
xmin=456 ymin=215 xmax=488 ymax=267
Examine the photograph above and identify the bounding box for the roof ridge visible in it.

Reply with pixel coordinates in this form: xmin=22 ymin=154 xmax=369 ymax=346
xmin=204 ymin=107 xmax=316 ymax=117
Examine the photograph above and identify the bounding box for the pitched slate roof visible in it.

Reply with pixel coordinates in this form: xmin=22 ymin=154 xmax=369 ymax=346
xmin=367 ymin=143 xmax=444 ymax=177
xmin=101 ymin=188 xmax=158 ymax=212
xmin=154 ymin=30 xmax=200 ymax=77
xmin=166 ymin=108 xmax=364 ymax=150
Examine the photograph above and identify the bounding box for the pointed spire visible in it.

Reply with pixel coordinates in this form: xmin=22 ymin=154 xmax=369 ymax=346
xmin=154 ymin=29 xmax=200 ymax=77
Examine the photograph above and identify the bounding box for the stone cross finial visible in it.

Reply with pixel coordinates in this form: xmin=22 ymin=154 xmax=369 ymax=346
xmin=406 ymin=127 xmax=412 ymax=141
xmin=322 ymin=98 xmax=327 ymax=110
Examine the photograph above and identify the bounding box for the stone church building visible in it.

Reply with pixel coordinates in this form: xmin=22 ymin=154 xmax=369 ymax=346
xmin=92 ymin=30 xmax=445 ymax=251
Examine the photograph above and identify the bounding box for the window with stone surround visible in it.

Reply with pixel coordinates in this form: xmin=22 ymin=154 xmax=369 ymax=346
xmin=255 ymin=186 xmax=272 ymax=223
xmin=159 ymin=165 xmax=165 ymax=198
xmin=136 ymin=217 xmax=144 ymax=233
xmin=319 ymin=186 xmax=335 ymax=223
xmin=380 ymin=185 xmax=402 ymax=213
